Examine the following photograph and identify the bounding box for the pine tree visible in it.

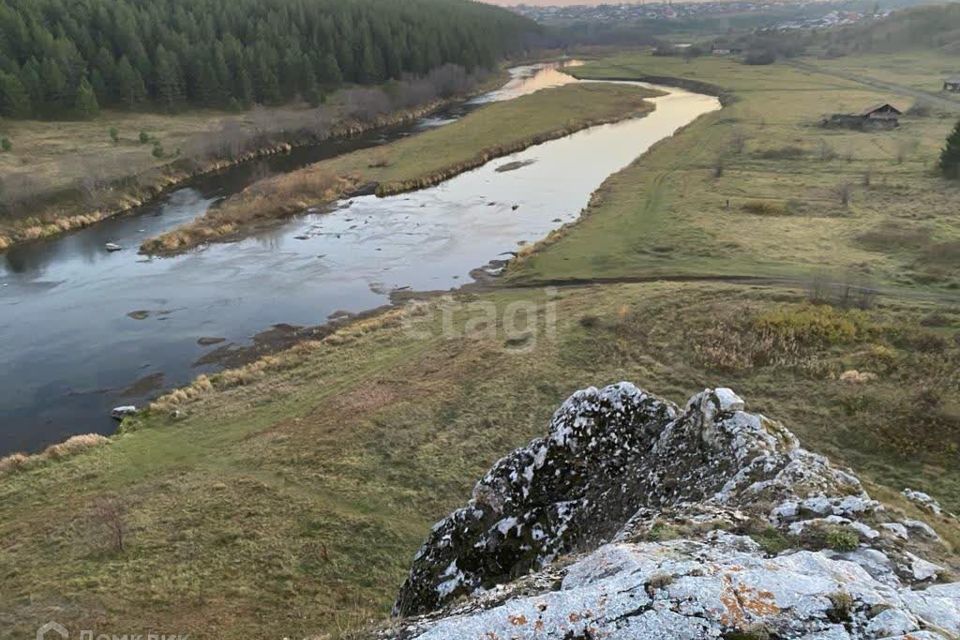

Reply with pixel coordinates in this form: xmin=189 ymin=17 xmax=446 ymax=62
xmin=939 ymin=119 xmax=960 ymax=179
xmin=0 ymin=71 xmax=31 ymax=117
xmin=72 ymin=77 xmax=99 ymax=119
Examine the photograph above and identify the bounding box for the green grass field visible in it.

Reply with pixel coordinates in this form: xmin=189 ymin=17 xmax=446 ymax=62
xmin=2 ymin=51 xmax=959 ymax=639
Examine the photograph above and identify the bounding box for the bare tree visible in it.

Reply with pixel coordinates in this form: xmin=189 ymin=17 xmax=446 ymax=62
xmin=92 ymin=496 xmax=126 ymax=553
xmin=834 ymin=182 xmax=853 ymax=207
xmin=818 ymin=140 xmax=837 ymax=162
xmin=894 ymin=138 xmax=918 ymax=165
xmin=729 ymin=129 xmax=747 ymax=155
xmin=713 ymin=154 xmax=725 ymax=178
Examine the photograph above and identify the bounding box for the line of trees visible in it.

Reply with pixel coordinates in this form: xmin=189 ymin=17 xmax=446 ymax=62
xmin=0 ymin=0 xmax=536 ymax=120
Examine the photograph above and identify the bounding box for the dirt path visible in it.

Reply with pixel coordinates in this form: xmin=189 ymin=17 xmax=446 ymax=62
xmin=787 ymin=59 xmax=960 ymax=112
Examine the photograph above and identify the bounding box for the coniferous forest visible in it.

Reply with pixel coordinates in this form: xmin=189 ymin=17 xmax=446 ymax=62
xmin=0 ymin=0 xmax=536 ymax=120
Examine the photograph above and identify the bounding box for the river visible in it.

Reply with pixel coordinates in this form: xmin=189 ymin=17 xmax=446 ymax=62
xmin=0 ymin=62 xmax=719 ymax=456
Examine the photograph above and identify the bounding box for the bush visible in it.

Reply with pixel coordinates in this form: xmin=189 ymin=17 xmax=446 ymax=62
xmin=139 ymin=130 xmax=150 ymax=144
xmin=743 ymin=49 xmax=776 ymax=65
xmin=907 ymin=100 xmax=932 ymax=117
xmin=754 ymin=304 xmax=865 ymax=347
xmin=827 ymin=591 xmax=855 ymax=622
xmin=756 ymin=145 xmax=804 ymax=160
xmin=857 ymin=221 xmax=930 ymax=252
xmin=109 ymin=127 xmax=119 ymax=143
xmin=152 ymin=142 xmax=164 ymax=158
xmin=1 ymin=137 xmax=11 ymax=152
xmin=741 ymin=201 xmax=788 ymax=216
xmin=826 ymin=528 xmax=859 ymax=552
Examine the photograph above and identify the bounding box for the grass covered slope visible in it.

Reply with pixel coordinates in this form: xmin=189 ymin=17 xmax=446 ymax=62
xmin=508 ymin=53 xmax=960 ymax=290
xmin=1 ymin=282 xmax=958 ymax=639
xmin=140 ymin=82 xmax=661 ymax=254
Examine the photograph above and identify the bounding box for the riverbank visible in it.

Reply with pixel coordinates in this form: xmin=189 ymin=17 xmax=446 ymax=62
xmin=140 ymin=83 xmax=661 ymax=255
xmin=0 ymin=71 xmax=507 ymax=254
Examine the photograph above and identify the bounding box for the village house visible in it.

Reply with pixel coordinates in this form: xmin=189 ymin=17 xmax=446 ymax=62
xmin=944 ymin=77 xmax=960 ymax=92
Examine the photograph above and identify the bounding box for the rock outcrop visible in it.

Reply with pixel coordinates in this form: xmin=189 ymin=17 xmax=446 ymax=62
xmin=387 ymin=383 xmax=960 ymax=639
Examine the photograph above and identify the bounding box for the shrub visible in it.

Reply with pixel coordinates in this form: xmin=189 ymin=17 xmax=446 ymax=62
xmin=818 ymin=140 xmax=837 ymax=162
xmin=754 ymin=304 xmax=865 ymax=347
xmin=826 ymin=528 xmax=859 ymax=552
xmin=857 ymin=221 xmax=930 ymax=252
xmin=1 ymin=137 xmax=11 ymax=152
xmin=834 ymin=182 xmax=852 ymax=207
xmin=743 ymin=49 xmax=776 ymax=65
xmin=152 ymin=142 xmax=164 ymax=158
xmin=742 ymin=201 xmax=788 ymax=216
xmin=645 ymin=572 xmax=674 ymax=593
xmin=139 ymin=130 xmax=150 ymax=144
xmin=91 ymin=496 xmax=127 ymax=552
xmin=907 ymin=100 xmax=932 ymax=117
xmin=827 ymin=591 xmax=855 ymax=622
xmin=756 ymin=145 xmax=804 ymax=160
xmin=109 ymin=127 xmax=119 ymax=143
xmin=751 ymin=526 xmax=792 ymax=555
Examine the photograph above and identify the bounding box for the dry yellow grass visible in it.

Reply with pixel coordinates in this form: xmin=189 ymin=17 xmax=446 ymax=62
xmin=0 ymin=433 xmax=109 ymax=476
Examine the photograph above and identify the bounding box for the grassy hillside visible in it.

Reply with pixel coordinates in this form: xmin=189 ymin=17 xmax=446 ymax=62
xmin=2 ymin=282 xmax=957 ymax=639
xmin=2 ymin=51 xmax=959 ymax=639
xmin=827 ymin=2 xmax=960 ymax=54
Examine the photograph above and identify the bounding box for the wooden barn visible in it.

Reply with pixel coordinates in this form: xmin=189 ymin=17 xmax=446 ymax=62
xmin=823 ymin=103 xmax=902 ymax=130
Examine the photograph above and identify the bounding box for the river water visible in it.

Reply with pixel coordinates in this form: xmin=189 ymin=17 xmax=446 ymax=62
xmin=0 ymin=63 xmax=719 ymax=455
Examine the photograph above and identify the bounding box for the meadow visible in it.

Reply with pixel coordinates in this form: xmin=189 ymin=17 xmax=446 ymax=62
xmin=511 ymin=52 xmax=960 ymax=291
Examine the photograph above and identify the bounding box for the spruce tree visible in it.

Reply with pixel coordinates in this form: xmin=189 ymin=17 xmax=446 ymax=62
xmin=318 ymin=52 xmax=342 ymax=86
xmin=153 ymin=48 xmax=182 ymax=110
xmin=72 ymin=78 xmax=99 ymax=119
xmin=939 ymin=119 xmax=960 ymax=179
xmin=115 ymin=56 xmax=146 ymax=108
xmin=39 ymin=57 xmax=68 ymax=114
xmin=0 ymin=71 xmax=31 ymax=117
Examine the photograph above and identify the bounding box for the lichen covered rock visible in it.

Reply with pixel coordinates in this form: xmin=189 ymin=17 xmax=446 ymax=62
xmin=387 ymin=384 xmax=959 ymax=639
